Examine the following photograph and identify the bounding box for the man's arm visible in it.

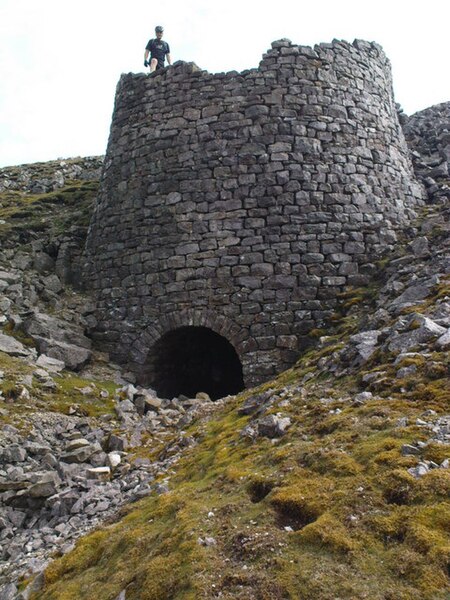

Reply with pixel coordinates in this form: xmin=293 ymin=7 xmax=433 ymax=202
xmin=144 ymin=40 xmax=152 ymax=66
xmin=166 ymin=53 xmax=172 ymax=66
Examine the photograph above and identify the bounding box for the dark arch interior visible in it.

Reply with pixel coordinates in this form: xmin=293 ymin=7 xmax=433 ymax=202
xmin=145 ymin=326 xmax=245 ymax=401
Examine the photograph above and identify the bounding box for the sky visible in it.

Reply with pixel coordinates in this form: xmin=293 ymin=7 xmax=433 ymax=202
xmin=0 ymin=0 xmax=449 ymax=168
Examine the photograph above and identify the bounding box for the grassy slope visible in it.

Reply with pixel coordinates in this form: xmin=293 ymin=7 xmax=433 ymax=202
xmin=35 ymin=311 xmax=450 ymax=600
xmin=0 ymin=180 xmax=98 ymax=242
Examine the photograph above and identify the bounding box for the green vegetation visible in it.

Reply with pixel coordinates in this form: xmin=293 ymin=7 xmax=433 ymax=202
xmin=0 ymin=351 xmax=117 ymax=423
xmin=34 ymin=340 xmax=450 ymax=599
xmin=0 ymin=180 xmax=98 ymax=242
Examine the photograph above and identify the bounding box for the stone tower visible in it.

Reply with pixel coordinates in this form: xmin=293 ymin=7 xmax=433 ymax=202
xmin=84 ymin=38 xmax=424 ymax=399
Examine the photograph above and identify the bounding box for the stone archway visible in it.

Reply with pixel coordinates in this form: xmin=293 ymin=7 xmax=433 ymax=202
xmin=142 ymin=326 xmax=245 ymax=400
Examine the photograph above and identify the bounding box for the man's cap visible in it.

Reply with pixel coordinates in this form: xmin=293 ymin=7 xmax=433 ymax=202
xmin=155 ymin=26 xmax=164 ymax=33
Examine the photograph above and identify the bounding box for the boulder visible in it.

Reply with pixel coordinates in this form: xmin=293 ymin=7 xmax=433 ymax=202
xmin=0 ymin=270 xmax=20 ymax=285
xmin=0 ymin=333 xmax=31 ymax=357
xmin=390 ymin=278 xmax=438 ymax=311
xmin=24 ymin=472 xmax=60 ymax=498
xmin=409 ymin=236 xmax=429 ymax=257
xmin=65 ymin=438 xmax=91 ymax=452
xmin=41 ymin=274 xmax=63 ymax=294
xmin=32 ymin=252 xmax=55 ymax=273
xmin=257 ymin=414 xmax=291 ymax=438
xmin=107 ymin=434 xmax=128 ymax=452
xmin=36 ymin=353 xmax=65 ymax=373
xmin=388 ymin=316 xmax=446 ymax=352
xmin=238 ymin=391 xmax=273 ymax=416
xmin=0 ymin=444 xmax=27 ymax=463
xmin=348 ymin=330 xmax=381 ymax=362
xmin=34 ymin=338 xmax=91 ymax=371
xmin=436 ymin=328 xmax=450 ymax=349
xmin=0 ymin=583 xmax=18 ymax=600
xmin=22 ymin=311 xmax=91 ymax=349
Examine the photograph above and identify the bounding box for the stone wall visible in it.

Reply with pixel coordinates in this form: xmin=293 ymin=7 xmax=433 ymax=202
xmin=84 ymin=38 xmax=424 ymax=392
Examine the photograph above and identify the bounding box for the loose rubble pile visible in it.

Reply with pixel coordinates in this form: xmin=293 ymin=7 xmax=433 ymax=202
xmin=402 ymin=101 xmax=450 ymax=203
xmin=404 ymin=413 xmax=450 ymax=478
xmin=0 ymin=381 xmax=224 ymax=593
xmin=0 ymin=157 xmax=103 ymax=195
xmin=0 ymin=265 xmax=95 ymax=373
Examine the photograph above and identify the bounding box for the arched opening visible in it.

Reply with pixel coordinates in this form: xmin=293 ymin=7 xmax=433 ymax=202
xmin=144 ymin=326 xmax=245 ymax=400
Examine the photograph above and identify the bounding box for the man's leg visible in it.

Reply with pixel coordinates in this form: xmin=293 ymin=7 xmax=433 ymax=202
xmin=150 ymin=58 xmax=158 ymax=72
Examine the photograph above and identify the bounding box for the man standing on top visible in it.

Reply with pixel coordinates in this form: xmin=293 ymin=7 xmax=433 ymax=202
xmin=144 ymin=26 xmax=172 ymax=72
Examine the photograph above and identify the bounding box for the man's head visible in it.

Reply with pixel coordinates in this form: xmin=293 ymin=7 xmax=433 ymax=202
xmin=155 ymin=26 xmax=164 ymax=38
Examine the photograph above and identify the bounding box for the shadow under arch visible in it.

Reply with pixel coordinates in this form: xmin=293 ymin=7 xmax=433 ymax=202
xmin=142 ymin=325 xmax=245 ymax=400
xmin=133 ymin=309 xmax=252 ymax=400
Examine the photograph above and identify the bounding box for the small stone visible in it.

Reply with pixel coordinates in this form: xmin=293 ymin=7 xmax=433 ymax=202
xmin=198 ymin=536 xmax=217 ymax=546
xmin=77 ymin=386 xmax=96 ymax=395
xmin=86 ymin=467 xmax=111 ymax=481
xmin=396 ymin=365 xmax=417 ymax=378
xmin=204 ymin=536 xmax=217 ymax=546
xmin=116 ymin=399 xmax=136 ymax=415
xmin=257 ymin=414 xmax=291 ymax=438
xmin=401 ymin=444 xmax=421 ymax=456
xmin=354 ymin=391 xmax=373 ymax=404
xmin=26 ymin=472 xmax=60 ymax=497
xmin=65 ymin=438 xmax=91 ymax=452
xmin=118 ymin=384 xmax=138 ymax=401
xmin=155 ymin=481 xmax=169 ymax=495
xmin=408 ymin=464 xmax=428 ymax=478
xmin=107 ymin=452 xmax=121 ymax=469
xmin=60 ymin=445 xmax=95 ymax=464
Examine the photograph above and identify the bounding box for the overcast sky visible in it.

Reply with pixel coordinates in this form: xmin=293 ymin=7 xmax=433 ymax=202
xmin=0 ymin=0 xmax=449 ymax=168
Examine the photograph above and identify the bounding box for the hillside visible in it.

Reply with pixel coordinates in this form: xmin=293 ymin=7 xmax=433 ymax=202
xmin=0 ymin=103 xmax=449 ymax=600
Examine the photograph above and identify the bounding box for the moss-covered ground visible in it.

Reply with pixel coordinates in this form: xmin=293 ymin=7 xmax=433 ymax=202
xmin=33 ymin=331 xmax=450 ymax=599
xmin=0 ymin=351 xmax=117 ymax=426
xmin=0 ymin=179 xmax=98 ymax=242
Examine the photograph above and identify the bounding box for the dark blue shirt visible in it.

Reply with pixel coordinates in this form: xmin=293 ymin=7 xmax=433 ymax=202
xmin=145 ymin=39 xmax=170 ymax=68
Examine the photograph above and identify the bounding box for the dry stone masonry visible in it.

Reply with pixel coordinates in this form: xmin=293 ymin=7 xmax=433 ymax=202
xmin=84 ymin=38 xmax=425 ymax=396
